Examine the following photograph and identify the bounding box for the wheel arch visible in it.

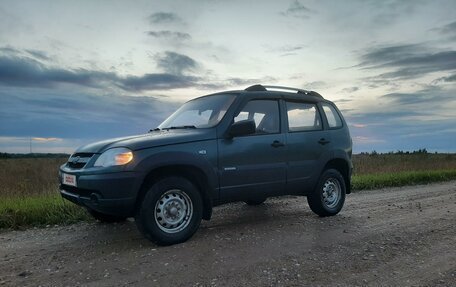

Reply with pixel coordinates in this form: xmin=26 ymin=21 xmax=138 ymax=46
xmin=135 ymin=163 xmax=214 ymax=220
xmin=323 ymin=158 xmax=352 ymax=194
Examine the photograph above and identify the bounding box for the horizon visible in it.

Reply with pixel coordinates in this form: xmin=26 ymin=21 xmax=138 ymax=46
xmin=0 ymin=0 xmax=455 ymax=154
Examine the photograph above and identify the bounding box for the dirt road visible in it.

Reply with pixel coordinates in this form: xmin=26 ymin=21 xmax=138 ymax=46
xmin=1 ymin=181 xmax=455 ymax=286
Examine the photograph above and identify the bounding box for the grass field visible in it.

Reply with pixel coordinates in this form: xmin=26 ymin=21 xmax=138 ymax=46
xmin=1 ymin=153 xmax=456 ymax=229
xmin=353 ymin=153 xmax=456 ymax=175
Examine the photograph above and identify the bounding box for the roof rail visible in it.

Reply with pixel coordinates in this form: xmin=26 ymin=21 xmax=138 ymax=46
xmin=244 ymin=84 xmax=323 ymax=98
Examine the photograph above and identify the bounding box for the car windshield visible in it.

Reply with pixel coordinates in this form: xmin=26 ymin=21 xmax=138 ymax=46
xmin=158 ymin=94 xmax=236 ymax=129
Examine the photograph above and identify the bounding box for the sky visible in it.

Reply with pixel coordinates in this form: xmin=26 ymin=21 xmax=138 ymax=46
xmin=0 ymin=0 xmax=455 ymax=153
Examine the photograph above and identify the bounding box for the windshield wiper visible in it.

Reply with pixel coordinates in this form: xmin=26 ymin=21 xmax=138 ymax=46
xmin=162 ymin=125 xmax=197 ymax=130
xmin=149 ymin=128 xmax=161 ymax=133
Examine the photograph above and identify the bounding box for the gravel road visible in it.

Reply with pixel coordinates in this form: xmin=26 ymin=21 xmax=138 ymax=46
xmin=1 ymin=181 xmax=455 ymax=287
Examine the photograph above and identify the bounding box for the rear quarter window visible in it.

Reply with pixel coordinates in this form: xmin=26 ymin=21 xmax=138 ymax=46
xmin=322 ymin=103 xmax=343 ymax=128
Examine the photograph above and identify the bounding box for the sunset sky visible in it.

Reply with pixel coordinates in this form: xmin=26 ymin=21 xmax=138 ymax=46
xmin=0 ymin=0 xmax=455 ymax=153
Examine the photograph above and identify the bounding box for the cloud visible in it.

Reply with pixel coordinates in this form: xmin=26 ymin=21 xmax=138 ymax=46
xmin=1 ymin=46 xmax=50 ymax=61
xmin=25 ymin=49 xmax=50 ymax=61
xmin=224 ymin=76 xmax=277 ymax=87
xmin=366 ymin=0 xmax=424 ymax=26
xmin=0 ymin=48 xmax=278 ymax=93
xmin=343 ymin=84 xmax=456 ymax=152
xmin=281 ymin=0 xmax=312 ymax=19
xmin=347 ymin=116 xmax=456 ymax=152
xmin=0 ymin=53 xmax=203 ymax=91
xmin=0 ymin=136 xmax=32 ymax=143
xmin=118 ymin=73 xmax=199 ymax=91
xmin=265 ymin=44 xmax=305 ymax=57
xmin=380 ymin=88 xmax=454 ymax=105
xmin=278 ymin=45 xmax=304 ymax=52
xmin=353 ymin=136 xmax=385 ymax=144
xmin=302 ymin=81 xmax=329 ymax=90
xmin=32 ymin=137 xmax=62 ymax=142
xmin=146 ymin=30 xmax=191 ymax=41
xmin=267 ymin=45 xmax=305 ymax=53
xmin=359 ymin=44 xmax=425 ymax=65
xmin=189 ymin=75 xmax=278 ymax=91
xmin=148 ymin=12 xmax=182 ymax=24
xmin=347 ymin=88 xmax=455 ymax=126
xmin=0 ymin=55 xmax=115 ymax=88
xmin=432 ymin=73 xmax=456 ymax=84
xmin=0 ymin=46 xmax=20 ymax=54
xmin=0 ymin=136 xmax=94 ymax=154
xmin=0 ymin=88 xmax=180 ymax=142
xmin=441 ymin=74 xmax=456 ymax=82
xmin=341 ymin=87 xmax=359 ymax=93
xmin=352 ymin=124 xmax=367 ymax=128
xmin=154 ymin=51 xmax=199 ymax=75
xmin=358 ymin=44 xmax=456 ymax=79
xmin=431 ymin=21 xmax=456 ymax=41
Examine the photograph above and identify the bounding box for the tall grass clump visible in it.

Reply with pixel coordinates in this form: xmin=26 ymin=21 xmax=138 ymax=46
xmin=0 ymin=158 xmax=67 ymax=196
xmin=0 ymin=157 xmax=91 ymax=229
xmin=352 ymin=153 xmax=456 ymax=175
xmin=0 ymin=194 xmax=91 ymax=229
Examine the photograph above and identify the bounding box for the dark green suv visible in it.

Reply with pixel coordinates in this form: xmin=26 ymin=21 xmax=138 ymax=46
xmin=59 ymin=84 xmax=353 ymax=245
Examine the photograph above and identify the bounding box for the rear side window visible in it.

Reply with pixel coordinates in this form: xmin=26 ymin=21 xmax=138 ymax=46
xmin=286 ymin=102 xmax=322 ymax=132
xmin=322 ymin=103 xmax=343 ymax=128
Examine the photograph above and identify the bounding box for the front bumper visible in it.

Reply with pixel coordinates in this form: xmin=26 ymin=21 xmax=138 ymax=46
xmin=59 ymin=168 xmax=141 ymax=217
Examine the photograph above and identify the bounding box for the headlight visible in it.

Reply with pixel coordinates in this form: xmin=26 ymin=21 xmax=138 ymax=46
xmin=94 ymin=148 xmax=133 ymax=167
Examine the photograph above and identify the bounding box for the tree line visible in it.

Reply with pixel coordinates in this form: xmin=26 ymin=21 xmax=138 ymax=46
xmin=0 ymin=153 xmax=70 ymax=158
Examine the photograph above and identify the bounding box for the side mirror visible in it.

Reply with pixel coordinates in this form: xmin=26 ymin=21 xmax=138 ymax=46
xmin=227 ymin=119 xmax=256 ymax=138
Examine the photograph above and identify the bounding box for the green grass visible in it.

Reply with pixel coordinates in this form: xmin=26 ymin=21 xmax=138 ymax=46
xmin=353 ymin=153 xmax=456 ymax=175
xmin=0 ymin=194 xmax=91 ymax=229
xmin=352 ymin=169 xmax=456 ymax=191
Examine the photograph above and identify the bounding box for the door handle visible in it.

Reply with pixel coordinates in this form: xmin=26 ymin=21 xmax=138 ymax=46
xmin=318 ymin=138 xmax=331 ymax=145
xmin=271 ymin=140 xmax=285 ymax=148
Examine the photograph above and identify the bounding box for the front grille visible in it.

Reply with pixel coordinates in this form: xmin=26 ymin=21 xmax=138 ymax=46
xmin=66 ymin=153 xmax=94 ymax=169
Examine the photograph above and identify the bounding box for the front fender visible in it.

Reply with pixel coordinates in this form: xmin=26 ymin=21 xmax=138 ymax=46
xmin=134 ymin=151 xmax=218 ymax=192
xmin=131 ymin=148 xmax=218 ymax=220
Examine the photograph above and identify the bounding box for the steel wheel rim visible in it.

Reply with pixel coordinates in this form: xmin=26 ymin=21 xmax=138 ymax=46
xmin=322 ymin=178 xmax=341 ymax=209
xmin=154 ymin=189 xmax=193 ymax=233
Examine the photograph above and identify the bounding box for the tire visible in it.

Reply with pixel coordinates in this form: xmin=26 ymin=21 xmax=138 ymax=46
xmin=244 ymin=198 xmax=267 ymax=206
xmin=87 ymin=209 xmax=127 ymax=223
xmin=307 ymin=169 xmax=346 ymax=217
xmin=135 ymin=176 xmax=203 ymax=246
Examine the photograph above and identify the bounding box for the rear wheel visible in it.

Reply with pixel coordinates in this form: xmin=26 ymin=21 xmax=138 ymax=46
xmin=87 ymin=209 xmax=127 ymax=223
xmin=135 ymin=176 xmax=203 ymax=245
xmin=307 ymin=169 xmax=346 ymax=217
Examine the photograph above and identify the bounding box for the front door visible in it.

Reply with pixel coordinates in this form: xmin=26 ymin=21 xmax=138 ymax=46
xmin=218 ymin=99 xmax=287 ymax=201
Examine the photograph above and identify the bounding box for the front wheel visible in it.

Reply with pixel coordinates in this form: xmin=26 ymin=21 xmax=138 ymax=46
xmin=135 ymin=177 xmax=203 ymax=245
xmin=307 ymin=169 xmax=346 ymax=217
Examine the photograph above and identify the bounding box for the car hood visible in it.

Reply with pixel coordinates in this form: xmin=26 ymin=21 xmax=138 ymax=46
xmin=74 ymin=129 xmax=216 ymax=153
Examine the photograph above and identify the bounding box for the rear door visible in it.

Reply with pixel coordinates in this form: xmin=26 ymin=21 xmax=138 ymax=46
xmin=284 ymin=101 xmax=331 ymax=194
xmin=218 ymin=99 xmax=287 ymax=201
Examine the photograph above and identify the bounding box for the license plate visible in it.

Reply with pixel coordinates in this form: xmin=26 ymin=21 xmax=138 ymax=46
xmin=62 ymin=173 xmax=77 ymax=187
